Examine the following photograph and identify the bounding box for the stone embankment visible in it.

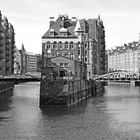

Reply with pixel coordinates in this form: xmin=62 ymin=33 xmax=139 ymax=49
xmin=40 ymin=78 xmax=104 ymax=107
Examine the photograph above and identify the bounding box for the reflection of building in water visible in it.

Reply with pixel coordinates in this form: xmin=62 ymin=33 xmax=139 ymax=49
xmin=107 ymin=41 xmax=140 ymax=73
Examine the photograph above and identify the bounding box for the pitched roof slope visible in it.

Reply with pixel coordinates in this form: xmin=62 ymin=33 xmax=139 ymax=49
xmin=42 ymin=15 xmax=78 ymax=39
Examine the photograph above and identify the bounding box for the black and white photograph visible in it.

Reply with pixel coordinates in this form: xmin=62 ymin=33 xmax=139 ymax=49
xmin=0 ymin=0 xmax=140 ymax=139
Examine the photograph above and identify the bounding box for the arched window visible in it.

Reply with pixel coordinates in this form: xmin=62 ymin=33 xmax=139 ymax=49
xmin=64 ymin=52 xmax=69 ymax=58
xmin=77 ymin=42 xmax=81 ymax=49
xmin=70 ymin=53 xmax=74 ymax=59
xmin=46 ymin=41 xmax=51 ymax=49
xmin=47 ymin=53 xmax=51 ymax=58
xmin=58 ymin=41 xmax=63 ymax=50
xmin=53 ymin=42 xmax=57 ymax=50
xmin=69 ymin=41 xmax=74 ymax=49
xmin=64 ymin=41 xmax=69 ymax=50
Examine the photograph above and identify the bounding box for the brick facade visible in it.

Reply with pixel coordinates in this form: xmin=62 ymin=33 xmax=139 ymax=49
xmin=42 ymin=15 xmax=106 ymax=79
xmin=0 ymin=11 xmax=15 ymax=75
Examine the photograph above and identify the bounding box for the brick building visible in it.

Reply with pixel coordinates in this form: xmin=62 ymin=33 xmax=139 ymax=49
xmin=35 ymin=54 xmax=42 ymax=72
xmin=27 ymin=53 xmax=37 ymax=72
xmin=42 ymin=15 xmax=106 ymax=79
xmin=107 ymin=41 xmax=140 ymax=73
xmin=14 ymin=46 xmax=21 ymax=74
xmin=0 ymin=11 xmax=15 ymax=75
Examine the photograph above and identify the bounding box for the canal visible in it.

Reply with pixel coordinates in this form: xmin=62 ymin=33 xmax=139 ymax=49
xmin=0 ymin=82 xmax=140 ymax=140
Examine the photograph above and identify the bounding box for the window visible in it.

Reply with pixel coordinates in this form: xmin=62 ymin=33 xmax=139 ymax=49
xmin=46 ymin=42 xmax=51 ymax=49
xmin=60 ymin=63 xmax=64 ymax=67
xmin=58 ymin=42 xmax=63 ymax=50
xmin=53 ymin=42 xmax=57 ymax=50
xmin=85 ymin=43 xmax=87 ymax=48
xmin=60 ymin=32 xmax=67 ymax=36
xmin=64 ymin=52 xmax=69 ymax=58
xmin=47 ymin=53 xmax=51 ymax=58
xmin=85 ymin=50 xmax=87 ymax=56
xmin=59 ymin=28 xmax=67 ymax=36
xmin=70 ymin=53 xmax=74 ymax=59
xmin=44 ymin=44 xmax=47 ymax=49
xmin=78 ymin=50 xmax=80 ymax=55
xmin=50 ymin=32 xmax=54 ymax=36
xmin=65 ymin=63 xmax=69 ymax=68
xmin=78 ymin=42 xmax=81 ymax=49
xmin=65 ymin=42 xmax=69 ymax=50
xmin=70 ymin=42 xmax=74 ymax=49
xmin=49 ymin=29 xmax=54 ymax=36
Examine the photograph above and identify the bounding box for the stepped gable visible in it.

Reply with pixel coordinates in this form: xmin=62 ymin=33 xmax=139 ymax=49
xmin=42 ymin=15 xmax=78 ymax=38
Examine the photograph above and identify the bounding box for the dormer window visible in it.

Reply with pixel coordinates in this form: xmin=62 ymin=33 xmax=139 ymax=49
xmin=49 ymin=28 xmax=54 ymax=36
xmin=59 ymin=27 xmax=67 ymax=36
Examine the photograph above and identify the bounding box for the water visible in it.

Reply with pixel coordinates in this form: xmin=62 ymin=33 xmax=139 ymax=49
xmin=0 ymin=82 xmax=140 ymax=140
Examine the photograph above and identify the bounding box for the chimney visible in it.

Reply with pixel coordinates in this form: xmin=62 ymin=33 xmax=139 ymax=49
xmin=49 ymin=17 xmax=55 ymax=28
xmin=72 ymin=17 xmax=77 ymax=22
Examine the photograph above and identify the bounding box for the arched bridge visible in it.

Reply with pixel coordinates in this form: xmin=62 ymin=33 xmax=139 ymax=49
xmin=94 ymin=72 xmax=140 ymax=82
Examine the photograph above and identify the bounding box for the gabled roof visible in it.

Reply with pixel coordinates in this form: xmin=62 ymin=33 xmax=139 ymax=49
xmin=20 ymin=43 xmax=27 ymax=54
xmin=42 ymin=15 xmax=78 ymax=39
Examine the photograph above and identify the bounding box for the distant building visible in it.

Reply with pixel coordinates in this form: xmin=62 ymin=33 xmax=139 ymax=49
xmin=14 ymin=46 xmax=21 ymax=74
xmin=19 ymin=44 xmax=39 ymax=74
xmin=19 ymin=44 xmax=27 ymax=74
xmin=107 ymin=41 xmax=140 ymax=73
xmin=35 ymin=54 xmax=42 ymax=72
xmin=42 ymin=15 xmax=106 ymax=79
xmin=0 ymin=11 xmax=15 ymax=75
xmin=27 ymin=53 xmax=37 ymax=72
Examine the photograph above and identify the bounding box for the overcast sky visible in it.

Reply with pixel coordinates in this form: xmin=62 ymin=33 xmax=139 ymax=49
xmin=1 ymin=0 xmax=140 ymax=53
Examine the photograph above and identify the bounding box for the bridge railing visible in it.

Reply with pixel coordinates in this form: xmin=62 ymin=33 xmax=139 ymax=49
xmin=94 ymin=72 xmax=140 ymax=81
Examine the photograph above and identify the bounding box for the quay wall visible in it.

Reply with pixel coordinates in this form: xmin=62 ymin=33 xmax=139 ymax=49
xmin=40 ymin=79 xmax=104 ymax=107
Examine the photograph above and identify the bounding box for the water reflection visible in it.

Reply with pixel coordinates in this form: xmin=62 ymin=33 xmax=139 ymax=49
xmin=0 ymin=82 xmax=140 ymax=139
xmin=94 ymin=82 xmax=140 ymax=134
